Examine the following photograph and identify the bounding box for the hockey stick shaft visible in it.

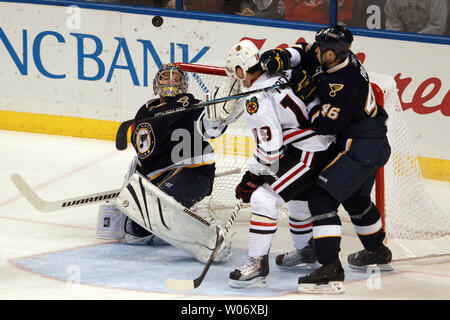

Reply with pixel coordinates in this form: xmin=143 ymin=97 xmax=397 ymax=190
xmin=115 ymin=82 xmax=290 ymax=150
xmin=11 ymin=169 xmax=241 ymax=213
xmin=165 ymin=199 xmax=243 ymax=291
xmin=10 ymin=173 xmax=120 ymax=212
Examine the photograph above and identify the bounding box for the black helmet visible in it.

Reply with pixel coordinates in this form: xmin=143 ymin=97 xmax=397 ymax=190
xmin=315 ymin=25 xmax=353 ymax=60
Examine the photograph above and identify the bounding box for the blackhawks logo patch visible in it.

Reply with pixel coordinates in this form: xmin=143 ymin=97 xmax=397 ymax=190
xmin=246 ymin=97 xmax=259 ymax=114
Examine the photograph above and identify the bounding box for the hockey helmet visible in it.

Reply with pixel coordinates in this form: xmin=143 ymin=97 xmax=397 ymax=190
xmin=153 ymin=63 xmax=188 ymax=98
xmin=315 ymin=25 xmax=353 ymax=61
xmin=225 ymin=40 xmax=260 ymax=80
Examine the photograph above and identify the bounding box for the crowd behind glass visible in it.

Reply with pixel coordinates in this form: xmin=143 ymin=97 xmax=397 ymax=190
xmin=81 ymin=0 xmax=449 ymax=36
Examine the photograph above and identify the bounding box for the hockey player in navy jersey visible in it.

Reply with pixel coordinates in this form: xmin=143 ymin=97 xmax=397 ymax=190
xmin=259 ymin=26 xmax=393 ymax=294
xmin=201 ymin=40 xmax=337 ymax=288
xmin=97 ymin=63 xmax=231 ymax=264
xmin=128 ymin=63 xmax=215 ymax=208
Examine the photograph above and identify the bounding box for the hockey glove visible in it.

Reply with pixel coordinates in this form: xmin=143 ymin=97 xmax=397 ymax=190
xmin=259 ymin=48 xmax=291 ymax=72
xmin=290 ymin=68 xmax=318 ymax=105
xmin=298 ymin=42 xmax=320 ymax=74
xmin=235 ymin=171 xmax=265 ymax=203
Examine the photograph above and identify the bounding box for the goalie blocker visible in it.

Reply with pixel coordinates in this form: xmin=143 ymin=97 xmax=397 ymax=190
xmin=112 ymin=172 xmax=232 ymax=264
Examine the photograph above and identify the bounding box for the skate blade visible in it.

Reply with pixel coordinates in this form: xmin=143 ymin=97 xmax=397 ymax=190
xmin=348 ymin=263 xmax=393 ymax=272
xmin=298 ymin=281 xmax=345 ymax=294
xmin=229 ymin=277 xmax=268 ymax=289
xmin=276 ymin=261 xmax=320 ymax=270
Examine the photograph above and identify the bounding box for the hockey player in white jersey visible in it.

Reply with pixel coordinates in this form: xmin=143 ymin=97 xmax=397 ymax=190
xmin=199 ymin=40 xmax=337 ymax=288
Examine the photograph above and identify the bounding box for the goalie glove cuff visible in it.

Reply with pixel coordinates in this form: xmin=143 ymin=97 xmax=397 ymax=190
xmin=206 ymin=78 xmax=242 ymax=124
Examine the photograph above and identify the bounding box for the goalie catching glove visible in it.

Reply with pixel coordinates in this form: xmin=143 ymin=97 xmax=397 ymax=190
xmin=259 ymin=48 xmax=291 ymax=72
xmin=205 ymin=77 xmax=243 ymax=125
xmin=235 ymin=170 xmax=265 ymax=203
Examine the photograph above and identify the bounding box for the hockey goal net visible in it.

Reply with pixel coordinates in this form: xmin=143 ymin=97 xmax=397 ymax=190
xmin=176 ymin=62 xmax=450 ymax=260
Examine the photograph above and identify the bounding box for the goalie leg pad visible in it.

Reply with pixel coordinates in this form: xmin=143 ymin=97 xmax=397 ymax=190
xmin=123 ymin=156 xmax=139 ymax=188
xmin=115 ymin=172 xmax=231 ymax=263
xmin=97 ymin=202 xmax=158 ymax=245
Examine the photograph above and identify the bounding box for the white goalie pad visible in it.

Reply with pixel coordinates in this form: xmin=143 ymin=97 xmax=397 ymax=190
xmin=123 ymin=156 xmax=138 ymax=187
xmin=206 ymin=77 xmax=243 ymax=125
xmin=114 ymin=172 xmax=232 ymax=263
xmin=96 ymin=202 xmax=126 ymax=240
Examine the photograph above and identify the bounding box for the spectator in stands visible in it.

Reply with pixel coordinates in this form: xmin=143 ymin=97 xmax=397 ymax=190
xmin=284 ymin=0 xmax=354 ymax=25
xmin=234 ymin=0 xmax=285 ymax=19
xmin=165 ymin=0 xmax=225 ymax=12
xmin=384 ymin=0 xmax=448 ymax=35
xmin=447 ymin=3 xmax=450 ymax=36
xmin=84 ymin=0 xmax=170 ymax=8
xmin=163 ymin=0 xmax=177 ymax=8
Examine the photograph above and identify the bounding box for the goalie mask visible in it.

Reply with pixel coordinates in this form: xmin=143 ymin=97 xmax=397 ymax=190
xmin=153 ymin=63 xmax=188 ymax=98
xmin=225 ymin=40 xmax=260 ymax=80
xmin=315 ymin=25 xmax=353 ymax=61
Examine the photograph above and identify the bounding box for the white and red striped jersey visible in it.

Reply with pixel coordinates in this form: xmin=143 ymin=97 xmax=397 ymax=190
xmin=244 ymin=70 xmax=335 ymax=175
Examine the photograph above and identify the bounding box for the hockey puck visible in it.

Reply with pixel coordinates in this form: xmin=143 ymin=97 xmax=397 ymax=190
xmin=152 ymin=16 xmax=163 ymax=27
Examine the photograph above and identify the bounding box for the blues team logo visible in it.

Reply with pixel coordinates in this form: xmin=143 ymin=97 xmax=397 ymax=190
xmin=134 ymin=122 xmax=156 ymax=159
xmin=246 ymin=97 xmax=259 ymax=114
xmin=329 ymin=83 xmax=344 ymax=97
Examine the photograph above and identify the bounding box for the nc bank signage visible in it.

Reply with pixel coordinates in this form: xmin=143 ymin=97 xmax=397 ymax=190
xmin=0 ymin=27 xmax=210 ymax=87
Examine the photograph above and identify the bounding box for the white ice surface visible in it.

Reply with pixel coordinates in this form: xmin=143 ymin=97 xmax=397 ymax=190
xmin=0 ymin=130 xmax=449 ymax=300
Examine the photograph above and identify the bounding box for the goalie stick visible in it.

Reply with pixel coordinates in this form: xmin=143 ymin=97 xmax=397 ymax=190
xmin=10 ymin=173 xmax=121 ymax=213
xmin=165 ymin=199 xmax=243 ymax=291
xmin=10 ymin=169 xmax=241 ymax=213
xmin=115 ymin=81 xmax=291 ymax=150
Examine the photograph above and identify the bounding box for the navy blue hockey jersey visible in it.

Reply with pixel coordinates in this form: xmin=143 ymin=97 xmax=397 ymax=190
xmin=131 ymin=93 xmax=215 ymax=179
xmin=308 ymin=53 xmax=388 ymax=140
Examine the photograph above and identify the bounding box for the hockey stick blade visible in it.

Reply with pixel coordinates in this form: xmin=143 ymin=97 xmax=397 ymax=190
xmin=165 ymin=237 xmax=224 ymax=291
xmin=115 ymin=82 xmax=290 ymax=150
xmin=10 ymin=173 xmax=121 ymax=212
xmin=165 ymin=200 xmax=243 ymax=291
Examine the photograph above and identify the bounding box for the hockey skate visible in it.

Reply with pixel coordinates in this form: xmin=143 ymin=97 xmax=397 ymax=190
xmin=297 ymin=258 xmax=345 ymax=294
xmin=229 ymin=255 xmax=269 ymax=288
xmin=347 ymin=244 xmax=393 ymax=272
xmin=275 ymin=239 xmax=318 ymax=268
xmin=121 ymin=217 xmax=156 ymax=245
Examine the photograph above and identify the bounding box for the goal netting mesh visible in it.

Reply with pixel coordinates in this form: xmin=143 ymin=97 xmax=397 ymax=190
xmin=180 ymin=63 xmax=450 ymax=260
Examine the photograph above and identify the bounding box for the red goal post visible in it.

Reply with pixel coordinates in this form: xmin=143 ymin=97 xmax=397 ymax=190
xmin=176 ymin=62 xmax=450 ymax=260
